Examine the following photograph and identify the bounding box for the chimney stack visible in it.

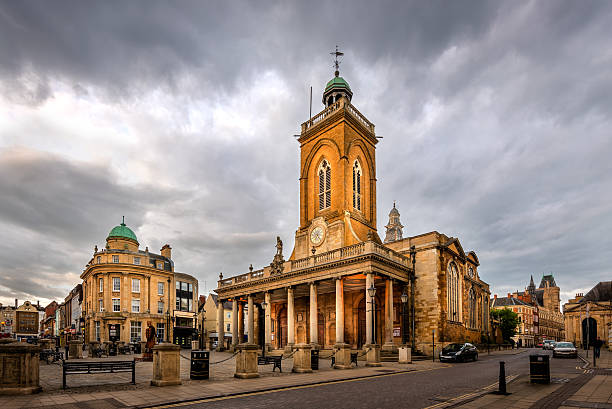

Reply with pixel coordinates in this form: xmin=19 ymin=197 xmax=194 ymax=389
xmin=507 ymin=293 xmax=512 ymax=298
xmin=161 ymin=244 xmax=172 ymax=260
xmin=494 ymin=294 xmax=497 ymax=300
xmin=15 ymin=298 xmax=18 ymax=308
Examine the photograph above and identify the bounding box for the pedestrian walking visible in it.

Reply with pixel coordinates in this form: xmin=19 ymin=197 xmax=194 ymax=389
xmin=594 ymin=337 xmax=603 ymax=358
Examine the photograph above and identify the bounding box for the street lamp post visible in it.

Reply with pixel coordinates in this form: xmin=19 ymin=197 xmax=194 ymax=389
xmin=367 ymin=284 xmax=376 ymax=345
xmin=401 ymin=291 xmax=409 ymax=345
xmin=261 ymin=300 xmax=268 ymax=357
xmin=165 ymin=310 xmax=170 ymax=343
xmin=410 ymin=245 xmax=416 ymax=351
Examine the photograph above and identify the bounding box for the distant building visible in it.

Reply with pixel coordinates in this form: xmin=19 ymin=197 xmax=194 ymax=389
xmin=203 ymin=294 xmax=235 ymax=348
xmin=14 ymin=301 xmax=43 ymax=341
xmin=563 ymin=281 xmax=611 ymax=350
xmin=63 ymin=284 xmax=83 ymax=341
xmin=80 ymin=219 xmax=198 ymax=347
xmin=508 ymin=274 xmax=564 ymax=342
xmin=41 ymin=301 xmax=59 ymax=338
xmin=491 ymin=294 xmax=535 ymax=346
xmin=0 ymin=301 xmax=16 ymax=338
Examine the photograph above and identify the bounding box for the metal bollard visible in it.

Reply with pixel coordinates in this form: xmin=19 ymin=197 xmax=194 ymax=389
xmin=498 ymin=361 xmax=507 ymax=394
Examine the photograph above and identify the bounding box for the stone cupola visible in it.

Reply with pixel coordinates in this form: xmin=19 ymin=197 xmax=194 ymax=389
xmin=323 ymin=46 xmax=353 ymax=107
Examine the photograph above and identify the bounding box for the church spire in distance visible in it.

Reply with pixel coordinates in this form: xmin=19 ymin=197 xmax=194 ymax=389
xmin=384 ymin=202 xmax=404 ymax=243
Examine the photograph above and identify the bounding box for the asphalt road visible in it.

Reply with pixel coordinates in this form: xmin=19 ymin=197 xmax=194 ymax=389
xmin=167 ymin=349 xmax=583 ymax=409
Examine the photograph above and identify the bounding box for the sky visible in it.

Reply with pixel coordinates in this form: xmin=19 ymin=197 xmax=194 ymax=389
xmin=0 ymin=0 xmax=610 ymax=309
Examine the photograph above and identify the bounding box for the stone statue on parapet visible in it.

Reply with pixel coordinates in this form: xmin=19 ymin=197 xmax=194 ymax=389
xmin=270 ymin=236 xmax=285 ymax=276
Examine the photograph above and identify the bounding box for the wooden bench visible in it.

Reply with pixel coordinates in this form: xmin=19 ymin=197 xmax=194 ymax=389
xmin=257 ymin=355 xmax=282 ymax=372
xmin=62 ymin=359 xmax=136 ymax=389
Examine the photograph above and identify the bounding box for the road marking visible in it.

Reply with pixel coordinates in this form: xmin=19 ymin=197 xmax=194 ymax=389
xmin=422 ymin=375 xmax=519 ymax=409
xmin=142 ymin=366 xmax=451 ymax=409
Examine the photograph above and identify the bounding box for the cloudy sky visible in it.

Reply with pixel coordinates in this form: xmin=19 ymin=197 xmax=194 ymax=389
xmin=0 ymin=1 xmax=610 ymax=308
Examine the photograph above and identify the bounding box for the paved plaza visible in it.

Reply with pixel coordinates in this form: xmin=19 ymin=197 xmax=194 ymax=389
xmin=0 ymin=348 xmax=445 ymax=408
xmin=0 ymin=348 xmax=609 ymax=408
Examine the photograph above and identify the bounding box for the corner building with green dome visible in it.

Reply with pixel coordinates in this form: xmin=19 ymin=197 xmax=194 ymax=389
xmin=80 ymin=220 xmax=199 ymax=349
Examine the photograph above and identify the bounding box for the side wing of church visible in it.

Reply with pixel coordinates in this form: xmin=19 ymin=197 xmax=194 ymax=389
xmin=215 ymin=61 xmax=491 ymax=356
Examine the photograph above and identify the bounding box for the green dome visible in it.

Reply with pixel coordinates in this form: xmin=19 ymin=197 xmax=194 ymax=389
xmin=324 ymin=76 xmax=351 ymax=93
xmin=107 ymin=219 xmax=138 ymax=243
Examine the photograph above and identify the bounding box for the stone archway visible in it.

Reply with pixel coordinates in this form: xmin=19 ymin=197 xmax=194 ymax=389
xmin=582 ymin=317 xmax=597 ymax=348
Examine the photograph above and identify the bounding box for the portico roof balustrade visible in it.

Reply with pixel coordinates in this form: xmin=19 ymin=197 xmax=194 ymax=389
xmin=216 ymin=240 xmax=413 ymax=298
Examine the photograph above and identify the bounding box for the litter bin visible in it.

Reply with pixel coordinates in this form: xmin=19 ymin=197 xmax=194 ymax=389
xmin=529 ymin=354 xmax=550 ymax=384
xmin=311 ymin=349 xmax=319 ymax=370
xmin=108 ymin=343 xmax=117 ymax=356
xmin=191 ymin=350 xmax=210 ymax=380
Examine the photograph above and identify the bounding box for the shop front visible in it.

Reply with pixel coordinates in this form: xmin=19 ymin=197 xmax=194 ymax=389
xmin=173 ymin=317 xmax=194 ymax=347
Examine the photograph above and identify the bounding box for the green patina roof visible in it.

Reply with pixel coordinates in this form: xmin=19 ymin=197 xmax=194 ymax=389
xmin=107 ymin=218 xmax=138 ymax=243
xmin=324 ymin=76 xmax=351 ymax=93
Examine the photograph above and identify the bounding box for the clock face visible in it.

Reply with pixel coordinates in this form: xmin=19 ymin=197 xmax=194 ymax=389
xmin=310 ymin=226 xmax=324 ymax=245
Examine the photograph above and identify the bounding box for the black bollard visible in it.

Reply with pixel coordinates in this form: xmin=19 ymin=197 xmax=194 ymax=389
xmin=498 ymin=361 xmax=507 ymax=394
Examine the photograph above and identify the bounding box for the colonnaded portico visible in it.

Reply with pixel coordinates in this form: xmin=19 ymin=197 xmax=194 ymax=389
xmin=216 ymin=239 xmax=414 ymax=353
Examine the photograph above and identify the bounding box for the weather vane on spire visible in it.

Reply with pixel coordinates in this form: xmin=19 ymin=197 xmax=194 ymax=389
xmin=330 ymin=45 xmax=344 ymax=77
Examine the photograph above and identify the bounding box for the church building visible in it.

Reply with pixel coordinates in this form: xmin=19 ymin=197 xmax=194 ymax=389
xmin=215 ymin=58 xmax=491 ymax=356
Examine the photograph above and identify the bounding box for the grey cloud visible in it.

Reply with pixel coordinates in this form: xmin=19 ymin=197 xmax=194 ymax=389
xmin=0 ymin=1 xmax=611 ymax=306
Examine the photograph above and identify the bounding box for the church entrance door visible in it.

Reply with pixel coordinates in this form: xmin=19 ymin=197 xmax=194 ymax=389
xmin=357 ymin=297 xmax=366 ymax=348
xmin=318 ymin=313 xmax=325 ymax=347
xmin=278 ymin=307 xmax=287 ymax=349
xmin=258 ymin=305 xmax=265 ymax=347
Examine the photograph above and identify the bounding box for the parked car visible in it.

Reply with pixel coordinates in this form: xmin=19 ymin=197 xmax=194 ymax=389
xmin=543 ymin=340 xmax=556 ymax=350
xmin=439 ymin=343 xmax=478 ymax=362
xmin=536 ymin=341 xmax=544 ymax=348
xmin=553 ymin=342 xmax=578 ymax=358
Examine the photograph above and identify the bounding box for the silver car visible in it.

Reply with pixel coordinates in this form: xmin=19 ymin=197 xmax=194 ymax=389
xmin=543 ymin=340 xmax=556 ymax=350
xmin=553 ymin=342 xmax=577 ymax=358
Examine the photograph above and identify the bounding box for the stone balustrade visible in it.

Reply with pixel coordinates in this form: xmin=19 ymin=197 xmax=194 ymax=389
xmin=300 ymin=98 xmax=375 ymax=135
xmin=218 ymin=240 xmax=410 ymax=288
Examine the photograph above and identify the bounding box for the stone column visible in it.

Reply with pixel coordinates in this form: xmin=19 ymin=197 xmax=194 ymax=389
xmin=217 ymin=298 xmax=225 ymax=351
xmin=365 ymin=273 xmax=373 ymax=345
xmin=309 ymin=282 xmax=318 ymax=347
xmin=0 ymin=340 xmax=41 ymax=395
xmin=238 ymin=301 xmax=244 ymax=344
xmin=336 ymin=277 xmax=344 ymax=344
xmin=264 ymin=292 xmax=271 ymax=352
xmin=231 ymin=300 xmax=239 ymax=349
xmin=151 ymin=343 xmax=182 ymax=386
xmin=287 ymin=287 xmax=295 ymax=351
xmin=382 ymin=279 xmax=395 ymax=352
xmin=247 ymin=295 xmax=254 ymax=344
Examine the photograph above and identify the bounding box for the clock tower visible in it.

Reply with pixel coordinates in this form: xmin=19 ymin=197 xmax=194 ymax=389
xmin=291 ymin=53 xmax=380 ymax=260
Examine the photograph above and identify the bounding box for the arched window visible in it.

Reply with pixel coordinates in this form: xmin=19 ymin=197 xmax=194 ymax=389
xmin=318 ymin=159 xmax=331 ymax=210
xmin=482 ymin=296 xmax=488 ymax=332
xmin=352 ymin=160 xmax=362 ymax=211
xmin=447 ymin=263 xmax=459 ymax=322
xmin=469 ymin=289 xmax=476 ymax=328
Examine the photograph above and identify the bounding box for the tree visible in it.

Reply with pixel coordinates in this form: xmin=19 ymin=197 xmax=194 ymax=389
xmin=491 ymin=308 xmax=519 ymax=342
